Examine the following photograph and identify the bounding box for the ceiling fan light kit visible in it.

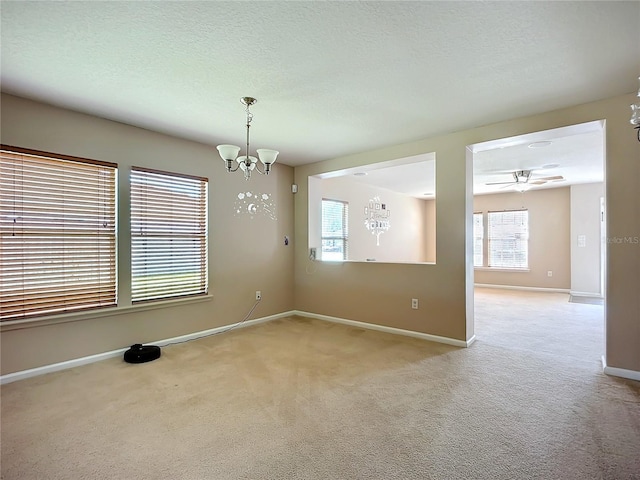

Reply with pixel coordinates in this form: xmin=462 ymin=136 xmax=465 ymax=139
xmin=630 ymin=76 xmax=640 ymax=142
xmin=217 ymin=97 xmax=279 ymax=180
xmin=513 ymin=170 xmax=531 ymax=183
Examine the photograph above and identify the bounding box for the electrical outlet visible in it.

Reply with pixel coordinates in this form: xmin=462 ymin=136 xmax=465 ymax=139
xmin=547 ymin=271 xmax=553 ymax=277
xmin=256 ymin=290 xmax=262 ymax=300
xmin=411 ymin=298 xmax=418 ymax=309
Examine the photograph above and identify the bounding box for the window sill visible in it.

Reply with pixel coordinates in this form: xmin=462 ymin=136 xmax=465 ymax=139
xmin=318 ymin=259 xmax=437 ymax=265
xmin=0 ymin=294 xmax=213 ymax=332
xmin=474 ymin=267 xmax=530 ymax=273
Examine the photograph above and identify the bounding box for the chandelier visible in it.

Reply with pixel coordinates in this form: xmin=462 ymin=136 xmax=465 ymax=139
xmin=631 ymin=77 xmax=640 ymax=142
xmin=217 ymin=97 xmax=279 ymax=180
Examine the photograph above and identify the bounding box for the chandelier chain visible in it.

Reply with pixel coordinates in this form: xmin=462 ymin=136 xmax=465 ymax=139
xmin=245 ymin=103 xmax=253 ymax=161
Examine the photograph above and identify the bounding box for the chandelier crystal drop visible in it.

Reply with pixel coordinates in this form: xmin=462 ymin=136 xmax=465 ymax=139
xmin=217 ymin=97 xmax=279 ymax=180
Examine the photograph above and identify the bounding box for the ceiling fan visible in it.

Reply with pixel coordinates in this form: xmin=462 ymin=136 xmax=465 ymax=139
xmin=485 ymin=169 xmax=564 ymax=188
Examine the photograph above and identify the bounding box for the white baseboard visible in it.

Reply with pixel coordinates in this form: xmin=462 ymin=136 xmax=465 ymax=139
xmin=601 ymin=356 xmax=640 ymax=382
xmin=570 ymin=291 xmax=603 ymax=298
xmin=0 ymin=310 xmax=295 ymax=385
xmin=0 ymin=348 xmax=131 ymax=386
xmin=150 ymin=311 xmax=294 ymax=347
xmin=475 ymin=283 xmax=570 ymax=294
xmin=0 ymin=309 xmax=474 ymax=385
xmin=294 ymin=310 xmax=474 ymax=348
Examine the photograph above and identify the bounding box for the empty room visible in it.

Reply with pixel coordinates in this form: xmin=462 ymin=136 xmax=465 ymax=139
xmin=1 ymin=2 xmax=639 ymax=479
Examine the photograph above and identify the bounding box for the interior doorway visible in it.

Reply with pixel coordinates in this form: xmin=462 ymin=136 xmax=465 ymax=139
xmin=468 ymin=121 xmax=606 ymax=356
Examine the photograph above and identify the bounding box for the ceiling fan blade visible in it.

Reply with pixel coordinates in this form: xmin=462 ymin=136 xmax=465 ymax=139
xmin=485 ymin=181 xmax=515 ymax=185
xmin=530 ymin=180 xmax=547 ymax=185
xmin=536 ymin=175 xmax=564 ymax=181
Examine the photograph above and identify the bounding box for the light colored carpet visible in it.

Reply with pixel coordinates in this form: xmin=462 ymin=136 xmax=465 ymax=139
xmin=1 ymin=288 xmax=639 ymax=480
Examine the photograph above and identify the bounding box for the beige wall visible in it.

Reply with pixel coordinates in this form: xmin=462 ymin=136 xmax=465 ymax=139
xmin=473 ymin=187 xmax=571 ymax=289
xmin=294 ymin=93 xmax=640 ymax=373
xmin=2 ymin=93 xmax=638 ymax=377
xmin=0 ymin=94 xmax=295 ymax=375
xmin=312 ymin=175 xmax=434 ymax=263
xmin=296 ymin=143 xmax=473 ymax=342
xmin=570 ymin=183 xmax=605 ymax=296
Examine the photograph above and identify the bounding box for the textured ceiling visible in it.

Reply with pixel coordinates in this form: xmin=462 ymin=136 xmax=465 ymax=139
xmin=1 ymin=1 xmax=639 ymax=168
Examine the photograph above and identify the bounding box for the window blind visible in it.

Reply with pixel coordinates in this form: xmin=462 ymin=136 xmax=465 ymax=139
xmin=488 ymin=210 xmax=529 ymax=269
xmin=0 ymin=146 xmax=117 ymax=321
xmin=473 ymin=212 xmax=483 ymax=267
xmin=321 ymin=199 xmax=348 ymax=261
xmin=130 ymin=167 xmax=208 ymax=303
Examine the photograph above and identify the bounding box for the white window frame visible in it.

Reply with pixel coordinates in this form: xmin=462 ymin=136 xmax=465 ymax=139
xmin=130 ymin=167 xmax=208 ymax=303
xmin=0 ymin=145 xmax=117 ymax=321
xmin=321 ymin=198 xmax=348 ymax=261
xmin=487 ymin=209 xmax=529 ymax=269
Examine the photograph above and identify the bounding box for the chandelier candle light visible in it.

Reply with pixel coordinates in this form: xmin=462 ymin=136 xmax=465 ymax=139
xmin=217 ymin=97 xmax=279 ymax=180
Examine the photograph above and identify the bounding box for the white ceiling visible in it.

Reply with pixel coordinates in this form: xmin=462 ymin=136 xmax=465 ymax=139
xmin=316 ymin=120 xmax=604 ymax=198
xmin=316 ymin=153 xmax=436 ymax=198
xmin=1 ymin=1 xmax=638 ymax=174
xmin=472 ymin=120 xmax=605 ymax=195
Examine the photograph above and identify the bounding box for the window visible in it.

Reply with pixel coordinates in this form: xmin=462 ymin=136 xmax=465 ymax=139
xmin=0 ymin=146 xmax=117 ymax=321
xmin=473 ymin=212 xmax=483 ymax=267
xmin=488 ymin=210 xmax=529 ymax=269
xmin=130 ymin=167 xmax=208 ymax=302
xmin=321 ymin=199 xmax=348 ymax=261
